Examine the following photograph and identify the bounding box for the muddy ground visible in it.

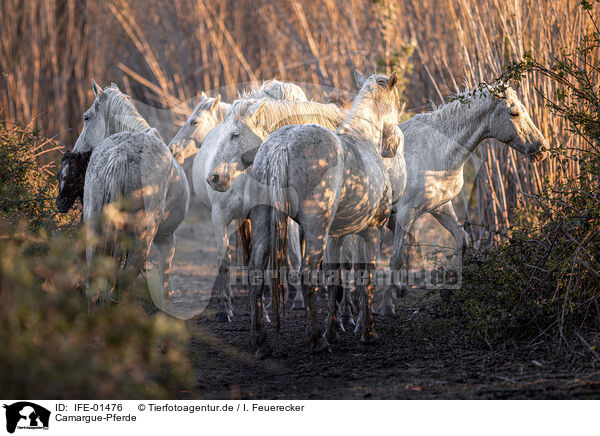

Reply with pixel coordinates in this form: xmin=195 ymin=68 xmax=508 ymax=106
xmin=161 ymin=201 xmax=600 ymax=400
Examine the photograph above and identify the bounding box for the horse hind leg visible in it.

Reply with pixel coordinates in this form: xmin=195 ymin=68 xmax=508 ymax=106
xmin=153 ymin=232 xmax=177 ymax=309
xmin=430 ymin=201 xmax=468 ymax=300
xmin=301 ymin=234 xmax=329 ymax=353
xmin=340 ymin=235 xmax=356 ymax=330
xmin=324 ymin=236 xmax=344 ymax=343
xmin=85 ymin=208 xmax=120 ymax=311
xmin=122 ymin=227 xmax=154 ymax=301
xmin=355 ymin=229 xmax=381 ymax=344
xmin=287 ymin=220 xmax=305 ymax=311
xmin=248 ymin=205 xmax=272 ymax=359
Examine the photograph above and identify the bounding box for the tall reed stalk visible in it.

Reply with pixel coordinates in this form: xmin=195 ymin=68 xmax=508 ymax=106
xmin=1 ymin=0 xmax=596 ymax=244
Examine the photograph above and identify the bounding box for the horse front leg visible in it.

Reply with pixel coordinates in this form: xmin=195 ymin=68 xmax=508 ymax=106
xmin=212 ymin=209 xmax=233 ymax=322
xmin=380 ymin=207 xmax=415 ymax=315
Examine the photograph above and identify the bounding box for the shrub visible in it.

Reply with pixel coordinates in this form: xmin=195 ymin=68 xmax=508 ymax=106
xmin=0 ymin=122 xmax=77 ymax=230
xmin=446 ymin=0 xmax=600 ymax=353
xmin=0 ymin=226 xmax=195 ymax=398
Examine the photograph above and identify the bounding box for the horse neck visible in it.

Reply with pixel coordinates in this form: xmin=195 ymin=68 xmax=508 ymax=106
xmin=427 ymin=97 xmax=494 ymax=170
xmin=337 ymin=98 xmax=387 ymax=147
xmin=248 ymin=100 xmax=343 ymax=139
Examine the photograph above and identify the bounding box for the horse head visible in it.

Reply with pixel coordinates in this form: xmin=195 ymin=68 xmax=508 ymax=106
xmin=169 ymin=93 xmax=225 ymax=164
xmin=55 ymin=151 xmax=91 ymax=213
xmin=205 ymin=99 xmax=267 ymax=192
xmin=488 ymin=85 xmax=549 ymax=161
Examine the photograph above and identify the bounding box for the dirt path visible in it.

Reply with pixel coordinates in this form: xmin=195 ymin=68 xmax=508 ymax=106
xmin=167 ymin=202 xmax=600 ymax=399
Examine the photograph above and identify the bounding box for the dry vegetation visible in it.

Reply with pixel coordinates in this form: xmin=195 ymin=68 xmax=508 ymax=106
xmin=1 ymin=0 xmax=596 ymax=244
xmin=0 ymin=0 xmax=599 ymax=397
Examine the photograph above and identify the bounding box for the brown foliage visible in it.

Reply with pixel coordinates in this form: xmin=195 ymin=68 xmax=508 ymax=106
xmin=0 ymin=0 xmax=597 ymax=243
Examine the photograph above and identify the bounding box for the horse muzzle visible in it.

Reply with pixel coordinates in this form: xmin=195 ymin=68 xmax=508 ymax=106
xmin=529 ymin=143 xmax=549 ymax=162
xmin=55 ymin=196 xmax=74 ymax=213
xmin=206 ymin=172 xmax=231 ymax=192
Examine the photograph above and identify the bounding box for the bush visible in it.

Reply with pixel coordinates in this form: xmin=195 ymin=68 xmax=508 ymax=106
xmin=0 ymin=122 xmax=78 ymax=230
xmin=0 ymin=227 xmax=195 ymax=398
xmin=0 ymin=122 xmax=195 ymax=398
xmin=445 ymin=0 xmax=600 ymax=353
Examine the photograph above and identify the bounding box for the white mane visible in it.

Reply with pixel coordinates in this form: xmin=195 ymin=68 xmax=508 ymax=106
xmin=411 ymin=85 xmax=504 ymax=125
xmin=224 ymin=98 xmax=346 ymax=139
xmin=101 ymin=86 xmax=152 ymax=135
xmin=192 ymin=95 xmax=230 ymax=119
xmin=239 ymin=80 xmax=308 ymax=102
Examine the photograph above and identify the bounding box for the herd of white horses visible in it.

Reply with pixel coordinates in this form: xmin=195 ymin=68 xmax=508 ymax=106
xmin=55 ymin=71 xmax=548 ymax=358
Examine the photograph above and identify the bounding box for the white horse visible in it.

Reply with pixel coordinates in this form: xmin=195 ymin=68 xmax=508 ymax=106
xmin=194 ymin=94 xmax=347 ymax=322
xmin=169 ymin=92 xmax=230 ymax=164
xmin=169 ymin=79 xmax=308 ymax=165
xmin=380 ymin=85 xmax=549 ymax=314
xmin=71 ymin=81 xmax=189 ymax=307
xmin=247 ymin=72 xmax=403 ymax=357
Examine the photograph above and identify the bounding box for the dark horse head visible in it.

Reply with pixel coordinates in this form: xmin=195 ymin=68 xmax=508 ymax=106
xmin=55 ymin=151 xmax=91 ymax=213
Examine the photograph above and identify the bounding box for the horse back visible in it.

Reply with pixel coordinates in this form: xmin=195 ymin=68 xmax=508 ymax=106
xmin=328 ymin=135 xmax=392 ymax=235
xmin=84 ymin=132 xmax=177 ymax=227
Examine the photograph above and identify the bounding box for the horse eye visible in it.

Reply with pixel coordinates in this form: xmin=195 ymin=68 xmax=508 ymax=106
xmin=84 ymin=114 xmax=90 ymax=121
xmin=509 ymin=107 xmax=519 ymax=117
xmin=231 ymin=132 xmax=240 ymax=139
xmin=191 ymin=119 xmax=199 ymax=125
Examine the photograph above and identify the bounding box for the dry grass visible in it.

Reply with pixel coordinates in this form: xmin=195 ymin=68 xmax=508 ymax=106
xmin=0 ymin=0 xmax=597 ymax=242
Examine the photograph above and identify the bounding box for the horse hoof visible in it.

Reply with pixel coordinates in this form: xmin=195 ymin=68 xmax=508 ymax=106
xmin=378 ymin=304 xmax=396 ymax=316
xmin=360 ymin=330 xmax=379 ymax=344
xmin=335 ymin=319 xmax=346 ymax=333
xmin=316 ymin=293 xmax=328 ymax=302
xmin=391 ymin=284 xmax=408 ymax=300
xmin=324 ymin=328 xmax=340 ymax=343
xmin=341 ymin=316 xmax=355 ymax=330
xmin=290 ymin=301 xmax=305 ymax=311
xmin=311 ymin=337 xmax=330 ymax=353
xmin=215 ymin=312 xmax=232 ymax=323
xmin=255 ymin=343 xmax=273 ymax=360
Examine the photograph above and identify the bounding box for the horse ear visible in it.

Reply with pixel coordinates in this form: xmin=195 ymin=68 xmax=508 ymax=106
xmin=111 ymin=82 xmax=120 ymax=91
xmin=496 ymin=80 xmax=510 ymax=98
xmin=241 ymin=146 xmax=259 ymax=167
xmin=388 ymin=71 xmax=398 ymax=89
xmin=200 ymin=91 xmax=208 ymax=100
xmin=354 ymin=70 xmax=367 ymax=88
xmin=210 ymin=94 xmax=221 ymax=112
xmin=91 ymin=79 xmax=103 ymax=98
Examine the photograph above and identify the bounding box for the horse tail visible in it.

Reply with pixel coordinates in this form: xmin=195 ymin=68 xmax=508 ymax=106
xmin=98 ymin=152 xmax=129 ymax=273
xmin=268 ymin=145 xmax=291 ymax=332
xmin=238 ymin=219 xmax=252 ymax=265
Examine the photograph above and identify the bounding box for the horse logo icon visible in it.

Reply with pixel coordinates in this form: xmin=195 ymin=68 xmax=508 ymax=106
xmin=3 ymin=402 xmax=50 ymax=433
